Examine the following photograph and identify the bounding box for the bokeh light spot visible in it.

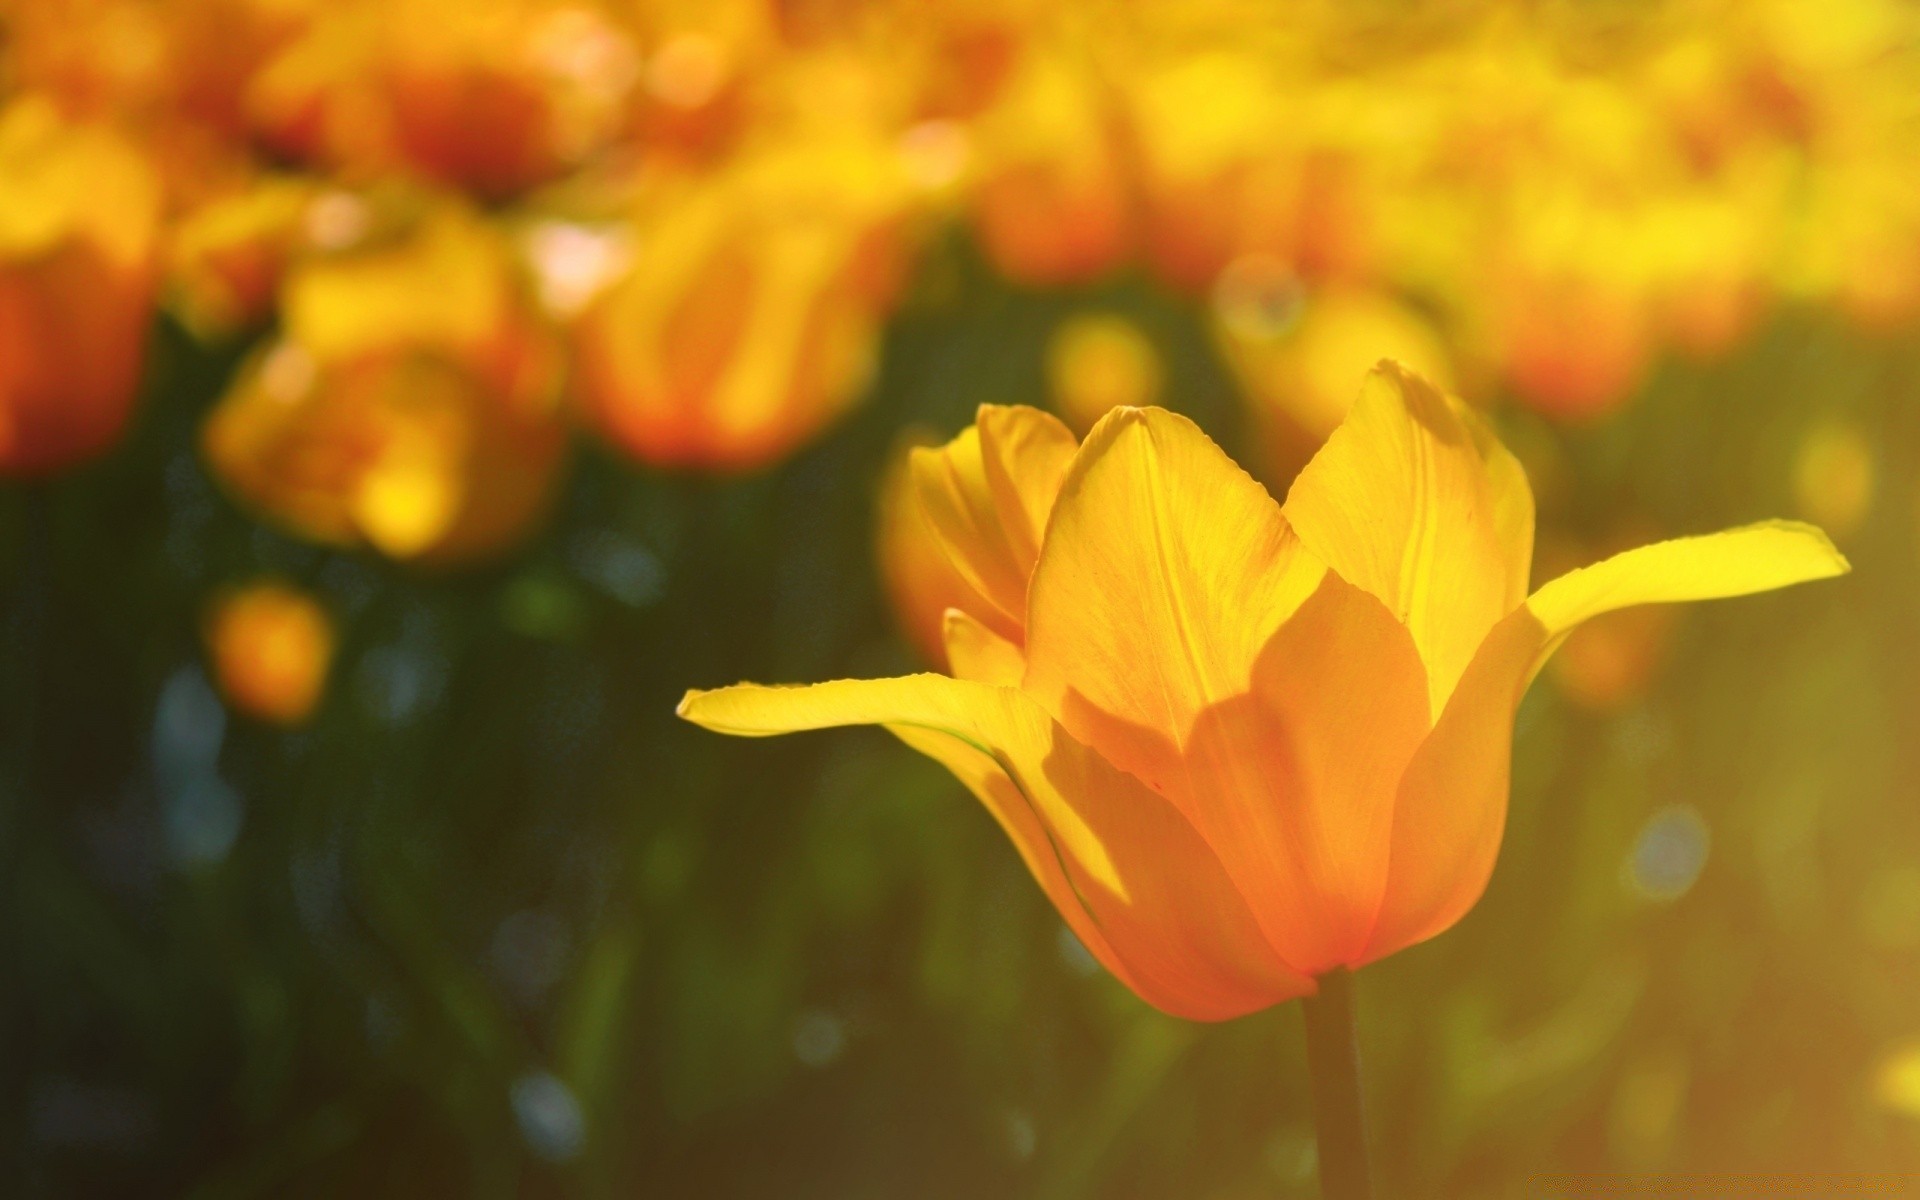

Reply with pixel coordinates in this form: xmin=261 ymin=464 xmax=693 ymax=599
xmin=1623 ymin=805 xmax=1710 ymax=903
xmin=792 ymin=1009 xmax=847 ymax=1068
xmin=1046 ymin=313 xmax=1163 ymax=432
xmin=163 ymin=773 xmax=244 ymax=869
xmin=1792 ymin=419 xmax=1875 ymax=537
xmin=511 ymin=1071 xmax=586 ymax=1163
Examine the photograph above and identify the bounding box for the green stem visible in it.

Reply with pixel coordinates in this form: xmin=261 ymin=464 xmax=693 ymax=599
xmin=1301 ymin=968 xmax=1372 ymax=1200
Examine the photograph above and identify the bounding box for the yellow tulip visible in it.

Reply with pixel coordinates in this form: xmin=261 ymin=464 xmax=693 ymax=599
xmin=201 ymin=197 xmax=568 ymax=564
xmin=571 ymin=136 xmax=910 ymax=471
xmin=167 ymin=174 xmax=316 ymax=335
xmin=682 ymin=363 xmax=1846 ymax=1019
xmin=967 ymin=52 xmax=1132 ymax=286
xmin=244 ymin=0 xmax=637 ymax=199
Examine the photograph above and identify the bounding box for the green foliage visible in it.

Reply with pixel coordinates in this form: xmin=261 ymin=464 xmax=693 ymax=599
xmin=3 ymin=245 xmax=1916 ymax=1195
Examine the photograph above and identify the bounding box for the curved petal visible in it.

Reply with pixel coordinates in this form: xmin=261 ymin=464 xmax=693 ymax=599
xmin=678 ymin=676 xmax=1312 ymax=1019
xmin=979 ymin=404 xmax=1080 ymax=567
xmin=1023 ymin=405 xmax=1325 ymax=794
xmin=876 ymin=438 xmax=977 ymax=669
xmin=1356 ymin=607 xmax=1546 ymax=964
xmin=1362 ymin=520 xmax=1850 ymax=962
xmin=1526 ymin=520 xmax=1849 ymax=646
xmin=1283 ymin=361 xmax=1534 ymax=717
xmin=909 ymin=405 xmax=1078 ymax=642
xmin=1170 ymin=572 xmax=1431 ymax=974
xmin=943 ymin=608 xmax=1026 ymax=687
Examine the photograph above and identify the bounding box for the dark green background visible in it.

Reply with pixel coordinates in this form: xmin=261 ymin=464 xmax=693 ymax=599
xmin=2 ymin=237 xmax=1915 ymax=1197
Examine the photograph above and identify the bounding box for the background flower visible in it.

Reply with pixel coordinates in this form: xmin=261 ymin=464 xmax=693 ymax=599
xmin=0 ymin=1 xmax=1915 ymax=1195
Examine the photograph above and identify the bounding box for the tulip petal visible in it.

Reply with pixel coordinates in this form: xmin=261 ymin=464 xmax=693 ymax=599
xmin=1283 ymin=361 xmax=1534 ymax=716
xmin=1362 ymin=520 xmax=1849 ymax=962
xmin=876 ymin=440 xmax=977 ymax=668
xmin=1171 ymin=572 xmax=1431 ymax=974
xmin=943 ymin=608 xmax=1026 ymax=687
xmin=1525 ymin=520 xmax=1850 ymax=647
xmin=678 ymin=676 xmax=1312 ymax=1019
xmin=910 ymin=405 xmax=1078 ymax=641
xmin=979 ymin=404 xmax=1080 ymax=567
xmin=1024 ymin=406 xmax=1325 ymax=793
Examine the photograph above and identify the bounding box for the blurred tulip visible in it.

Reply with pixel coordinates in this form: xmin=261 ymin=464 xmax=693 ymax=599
xmin=167 ymin=174 xmax=316 ymax=335
xmin=246 ymin=0 xmax=638 ymax=199
xmin=571 ymin=137 xmax=911 ymax=471
xmin=205 ymin=581 xmax=335 ymax=725
xmin=1876 ymin=1039 xmax=1920 ymax=1120
xmin=1791 ymin=419 xmax=1875 ymax=539
xmin=0 ymin=97 xmax=161 ymax=477
xmin=631 ymin=20 xmax=759 ymax=164
xmin=1216 ymin=284 xmax=1454 ymax=478
xmin=682 ymin=363 xmax=1847 ymax=1018
xmin=1128 ymin=51 xmax=1286 ymax=292
xmin=1647 ymin=191 xmax=1772 ymax=360
xmin=967 ymin=53 xmax=1131 ymax=285
xmin=1045 ymin=313 xmax=1162 ymax=433
xmin=1491 ymin=271 xmax=1653 ymax=423
xmin=1550 ymin=604 xmax=1678 ymax=715
xmin=202 ymin=198 xmax=567 ymax=563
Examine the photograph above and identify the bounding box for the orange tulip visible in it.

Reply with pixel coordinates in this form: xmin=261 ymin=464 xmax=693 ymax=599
xmin=202 ymin=197 xmax=567 ymax=564
xmin=205 ymin=581 xmax=335 ymax=725
xmin=167 ymin=174 xmax=316 ymax=335
xmin=682 ymin=363 xmax=1846 ymax=1019
xmin=245 ymin=0 xmax=637 ymax=199
xmin=1491 ymin=270 xmax=1653 ymax=422
xmin=570 ymin=138 xmax=910 ymax=471
xmin=967 ymin=53 xmax=1132 ymax=285
xmin=0 ymin=97 xmax=161 ymax=477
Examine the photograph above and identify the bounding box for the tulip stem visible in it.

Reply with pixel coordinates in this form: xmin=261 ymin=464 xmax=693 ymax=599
xmin=1301 ymin=967 xmax=1372 ymax=1200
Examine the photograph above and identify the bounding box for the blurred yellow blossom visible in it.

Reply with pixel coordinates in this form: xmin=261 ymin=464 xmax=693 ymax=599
xmin=571 ymin=135 xmax=913 ymax=470
xmin=202 ymin=196 xmax=568 ymax=563
xmin=1 ymin=0 xmax=1917 ymax=506
xmin=1217 ymin=285 xmax=1454 ymax=480
xmin=1045 ymin=313 xmax=1162 ymax=433
xmin=167 ymin=173 xmax=317 ymax=335
xmin=205 ymin=580 xmax=336 ymax=725
xmin=1876 ymin=1040 xmax=1920 ymax=1121
xmin=968 ymin=52 xmax=1130 ymax=286
xmin=1792 ymin=419 xmax=1876 ymax=540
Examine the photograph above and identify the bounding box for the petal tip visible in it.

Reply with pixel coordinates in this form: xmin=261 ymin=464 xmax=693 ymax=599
xmin=1764 ymin=518 xmax=1853 ymax=578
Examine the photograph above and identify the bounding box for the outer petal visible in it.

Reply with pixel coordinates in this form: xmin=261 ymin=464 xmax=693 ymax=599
xmin=1283 ymin=361 xmax=1535 ymax=716
xmin=678 ymin=676 xmax=1312 ymax=1019
xmin=1023 ymin=405 xmax=1325 ymax=793
xmin=1172 ymin=572 xmax=1431 ymax=974
xmin=1524 ymin=520 xmax=1848 ymax=648
xmin=909 ymin=405 xmax=1079 ymax=642
xmin=1362 ymin=521 xmax=1849 ymax=963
